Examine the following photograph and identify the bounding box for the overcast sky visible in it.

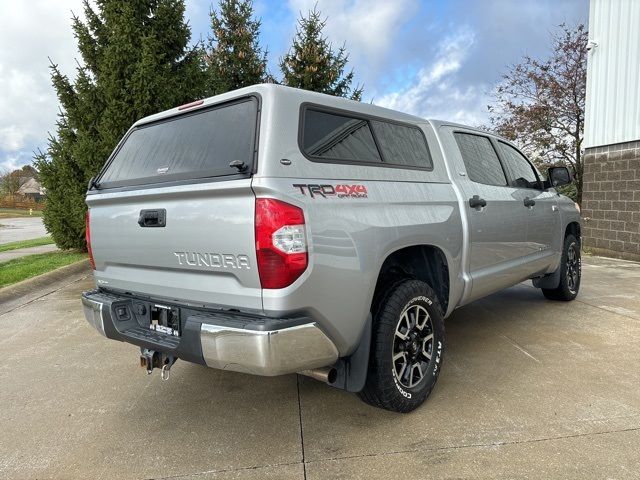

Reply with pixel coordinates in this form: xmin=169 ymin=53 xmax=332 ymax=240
xmin=0 ymin=0 xmax=588 ymax=172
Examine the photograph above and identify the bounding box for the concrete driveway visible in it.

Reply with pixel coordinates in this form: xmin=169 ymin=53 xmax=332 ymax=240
xmin=1 ymin=256 xmax=639 ymax=479
xmin=0 ymin=217 xmax=47 ymax=244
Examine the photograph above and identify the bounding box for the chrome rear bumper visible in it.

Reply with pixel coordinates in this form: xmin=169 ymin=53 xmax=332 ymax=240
xmin=200 ymin=322 xmax=338 ymax=376
xmin=82 ymin=295 xmax=106 ymax=336
xmin=81 ymin=289 xmax=338 ymax=376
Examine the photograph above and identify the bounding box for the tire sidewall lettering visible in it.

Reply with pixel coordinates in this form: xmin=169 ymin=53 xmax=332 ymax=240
xmin=432 ymin=340 xmax=443 ymax=375
xmin=393 ymin=374 xmax=412 ymax=398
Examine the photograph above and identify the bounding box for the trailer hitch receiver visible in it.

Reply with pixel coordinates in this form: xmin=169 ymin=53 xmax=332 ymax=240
xmin=140 ymin=349 xmax=176 ymax=379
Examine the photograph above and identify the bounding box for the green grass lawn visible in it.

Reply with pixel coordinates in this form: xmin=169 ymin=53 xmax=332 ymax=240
xmin=0 ymin=251 xmax=87 ymax=288
xmin=0 ymin=208 xmax=44 ymax=218
xmin=0 ymin=236 xmax=54 ymax=253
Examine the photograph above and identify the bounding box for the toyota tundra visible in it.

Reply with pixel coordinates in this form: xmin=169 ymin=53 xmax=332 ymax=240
xmin=82 ymin=84 xmax=581 ymax=412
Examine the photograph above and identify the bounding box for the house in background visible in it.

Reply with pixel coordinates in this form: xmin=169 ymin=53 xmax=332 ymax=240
xmin=582 ymin=0 xmax=640 ymax=261
xmin=17 ymin=177 xmax=46 ymax=202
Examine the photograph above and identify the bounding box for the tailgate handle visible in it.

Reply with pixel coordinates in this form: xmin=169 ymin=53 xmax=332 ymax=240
xmin=138 ymin=209 xmax=166 ymax=228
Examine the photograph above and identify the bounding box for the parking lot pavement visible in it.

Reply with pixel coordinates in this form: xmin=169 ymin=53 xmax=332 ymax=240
xmin=1 ymin=256 xmax=639 ymax=479
xmin=0 ymin=217 xmax=48 ymax=244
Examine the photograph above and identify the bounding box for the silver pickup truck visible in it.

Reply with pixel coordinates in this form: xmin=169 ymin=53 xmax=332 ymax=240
xmin=82 ymin=84 xmax=581 ymax=412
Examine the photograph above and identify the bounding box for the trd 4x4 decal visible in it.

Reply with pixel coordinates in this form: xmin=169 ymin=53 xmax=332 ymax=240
xmin=293 ymin=184 xmax=368 ymax=199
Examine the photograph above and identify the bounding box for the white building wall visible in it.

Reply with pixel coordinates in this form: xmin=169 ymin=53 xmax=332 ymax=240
xmin=584 ymin=0 xmax=640 ymax=148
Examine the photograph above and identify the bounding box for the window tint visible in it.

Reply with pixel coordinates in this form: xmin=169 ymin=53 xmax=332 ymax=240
xmin=454 ymin=133 xmax=507 ymax=186
xmin=302 ymin=110 xmax=382 ymax=162
xmin=371 ymin=121 xmax=432 ymax=169
xmin=498 ymin=142 xmax=540 ymax=189
xmin=99 ymin=98 xmax=257 ymax=186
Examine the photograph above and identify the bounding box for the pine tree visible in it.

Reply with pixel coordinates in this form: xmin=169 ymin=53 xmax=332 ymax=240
xmin=280 ymin=7 xmax=362 ymax=100
xmin=205 ymin=0 xmax=268 ymax=95
xmin=35 ymin=0 xmax=206 ymax=250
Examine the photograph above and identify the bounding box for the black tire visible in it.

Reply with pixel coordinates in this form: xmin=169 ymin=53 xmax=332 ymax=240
xmin=542 ymin=234 xmax=581 ymax=301
xmin=358 ymin=279 xmax=444 ymax=413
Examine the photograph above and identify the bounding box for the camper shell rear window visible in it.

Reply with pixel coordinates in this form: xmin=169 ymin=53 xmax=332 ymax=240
xmin=96 ymin=96 xmax=259 ymax=189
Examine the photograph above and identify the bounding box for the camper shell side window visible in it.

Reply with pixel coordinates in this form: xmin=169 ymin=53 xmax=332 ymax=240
xmin=298 ymin=104 xmax=433 ymax=171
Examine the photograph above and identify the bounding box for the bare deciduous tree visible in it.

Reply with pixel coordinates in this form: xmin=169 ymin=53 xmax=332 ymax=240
xmin=488 ymin=24 xmax=587 ymax=202
xmin=0 ymin=169 xmax=30 ymax=197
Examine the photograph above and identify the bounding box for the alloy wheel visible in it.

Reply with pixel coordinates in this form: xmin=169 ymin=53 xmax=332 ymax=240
xmin=392 ymin=303 xmax=434 ymax=388
xmin=566 ymin=242 xmax=580 ymax=294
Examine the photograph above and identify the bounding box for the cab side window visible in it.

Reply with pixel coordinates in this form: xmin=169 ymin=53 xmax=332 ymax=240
xmin=497 ymin=142 xmax=541 ymax=189
xmin=454 ymin=132 xmax=507 ymax=186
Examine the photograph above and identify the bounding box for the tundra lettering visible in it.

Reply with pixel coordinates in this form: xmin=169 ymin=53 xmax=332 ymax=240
xmin=173 ymin=252 xmax=251 ymax=269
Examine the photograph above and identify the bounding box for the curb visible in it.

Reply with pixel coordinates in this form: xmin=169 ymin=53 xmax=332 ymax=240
xmin=0 ymin=259 xmax=91 ymax=307
xmin=584 ymin=247 xmax=640 ymax=263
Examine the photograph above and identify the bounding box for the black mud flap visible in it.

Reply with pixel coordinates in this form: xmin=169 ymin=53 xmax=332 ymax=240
xmin=533 ymin=268 xmax=561 ymax=289
xmin=331 ymin=314 xmax=371 ymax=393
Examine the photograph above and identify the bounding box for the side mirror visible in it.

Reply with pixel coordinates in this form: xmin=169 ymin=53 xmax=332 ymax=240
xmin=546 ymin=166 xmax=572 ymax=188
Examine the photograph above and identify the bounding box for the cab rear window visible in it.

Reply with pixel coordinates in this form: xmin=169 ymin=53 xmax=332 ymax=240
xmin=98 ymin=97 xmax=258 ymax=188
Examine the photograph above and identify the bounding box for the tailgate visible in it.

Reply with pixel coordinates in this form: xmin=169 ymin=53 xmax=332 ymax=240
xmin=87 ymin=179 xmax=261 ymax=310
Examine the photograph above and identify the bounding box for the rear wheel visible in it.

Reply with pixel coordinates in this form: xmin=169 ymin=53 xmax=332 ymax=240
xmin=542 ymin=234 xmax=581 ymax=301
xmin=358 ymin=279 xmax=444 ymax=413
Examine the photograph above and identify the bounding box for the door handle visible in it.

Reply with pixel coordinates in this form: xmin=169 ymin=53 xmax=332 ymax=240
xmin=469 ymin=195 xmax=487 ymax=209
xmin=523 ymin=197 xmax=536 ymax=208
xmin=138 ymin=209 xmax=166 ymax=227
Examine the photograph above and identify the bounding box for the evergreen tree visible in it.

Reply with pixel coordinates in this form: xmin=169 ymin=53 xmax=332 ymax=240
xmin=280 ymin=7 xmax=362 ymax=100
xmin=35 ymin=0 xmax=206 ymax=250
xmin=205 ymin=0 xmax=268 ymax=95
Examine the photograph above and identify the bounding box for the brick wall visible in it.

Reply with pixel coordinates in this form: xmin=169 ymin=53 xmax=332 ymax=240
xmin=582 ymin=140 xmax=640 ymax=261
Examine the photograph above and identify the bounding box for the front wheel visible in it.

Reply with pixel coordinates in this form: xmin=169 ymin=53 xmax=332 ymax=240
xmin=358 ymin=279 xmax=444 ymax=413
xmin=542 ymin=234 xmax=581 ymax=301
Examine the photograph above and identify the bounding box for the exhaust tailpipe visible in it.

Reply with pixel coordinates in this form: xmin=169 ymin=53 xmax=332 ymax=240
xmin=300 ymin=367 xmax=337 ymax=384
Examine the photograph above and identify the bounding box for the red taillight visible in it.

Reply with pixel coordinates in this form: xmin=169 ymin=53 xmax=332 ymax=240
xmin=85 ymin=210 xmax=96 ymax=270
xmin=255 ymin=198 xmax=308 ymax=289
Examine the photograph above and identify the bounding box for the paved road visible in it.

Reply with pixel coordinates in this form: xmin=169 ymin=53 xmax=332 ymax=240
xmin=0 ymin=244 xmax=58 ymax=262
xmin=0 ymin=217 xmax=47 ymax=244
xmin=1 ymin=256 xmax=639 ymax=479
